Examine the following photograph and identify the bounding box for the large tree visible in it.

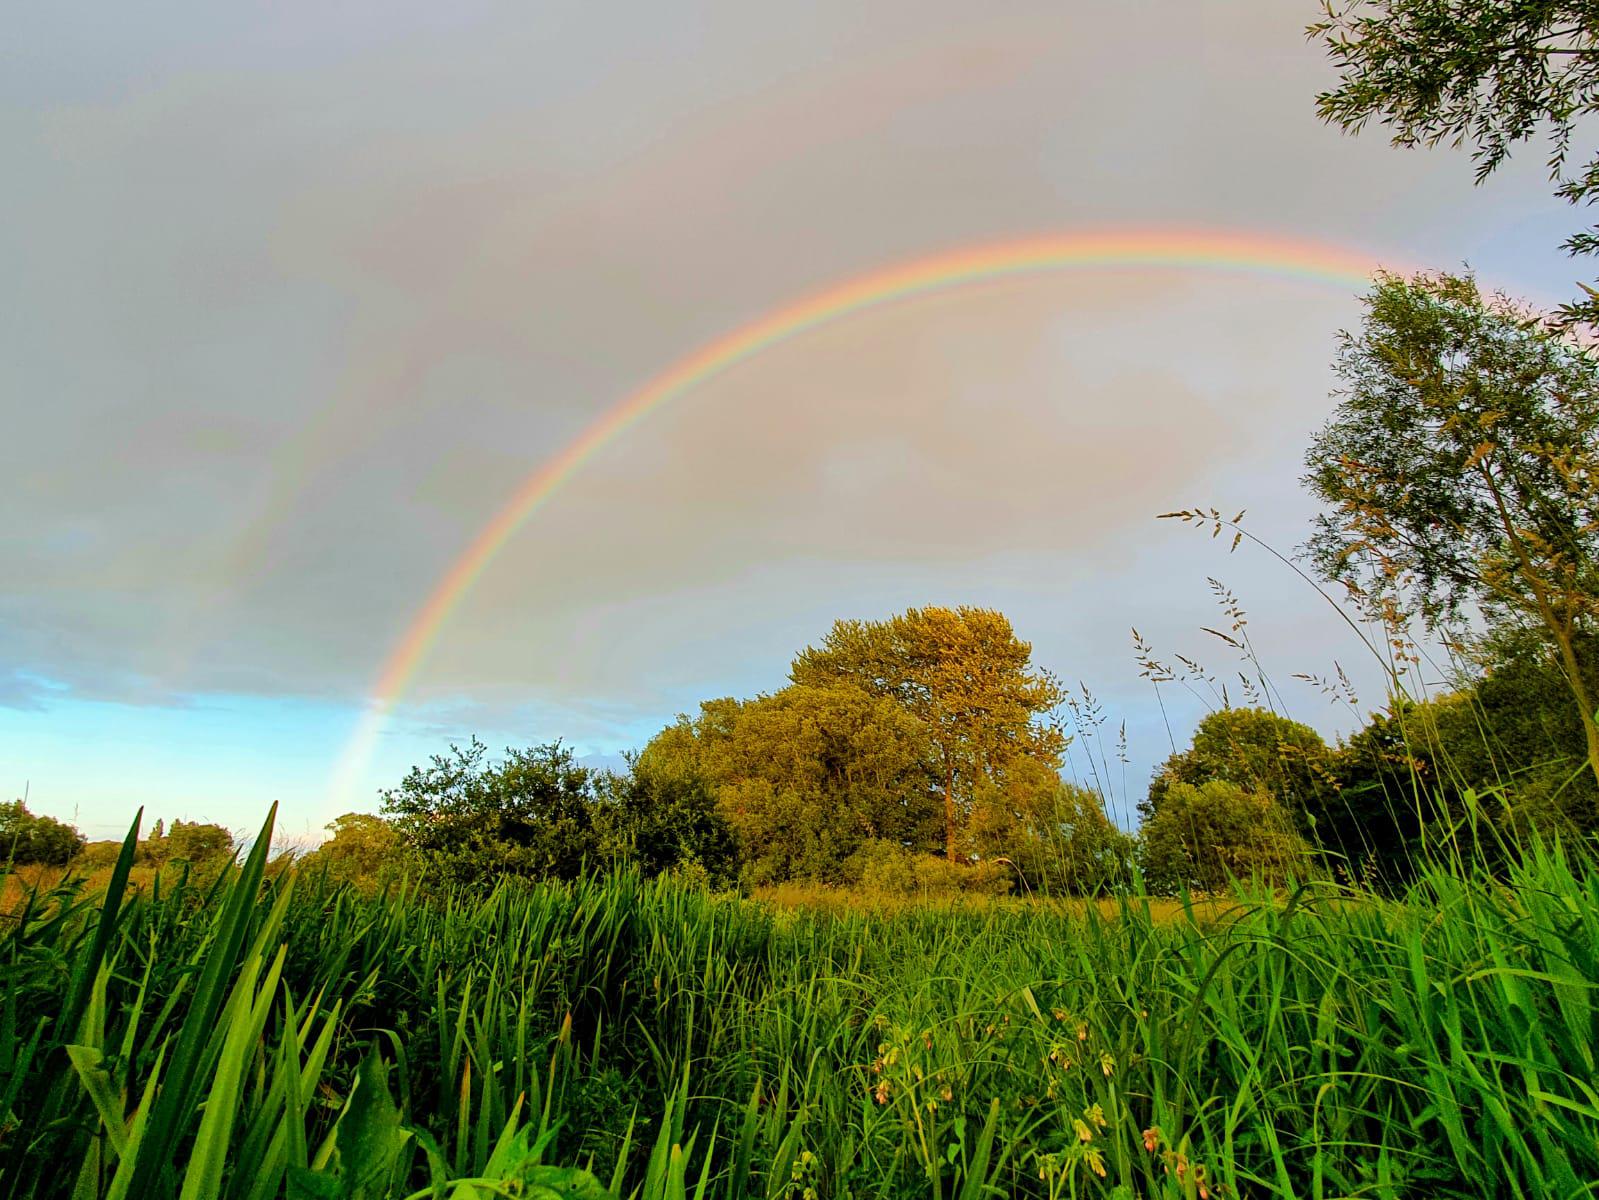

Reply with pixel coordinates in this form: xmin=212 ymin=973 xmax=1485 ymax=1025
xmin=1311 ymin=0 xmax=1599 ymax=324
xmin=637 ymin=684 xmax=937 ymax=884
xmin=1304 ymin=272 xmax=1599 ymax=793
xmin=790 ymin=607 xmax=1066 ymax=861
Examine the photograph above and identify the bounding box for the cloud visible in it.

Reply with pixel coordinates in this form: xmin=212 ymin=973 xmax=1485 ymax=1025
xmin=0 ymin=0 xmax=1576 ymax=785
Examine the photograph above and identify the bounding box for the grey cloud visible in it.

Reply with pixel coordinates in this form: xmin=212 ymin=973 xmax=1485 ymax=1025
xmin=1 ymin=0 xmax=1576 ymax=753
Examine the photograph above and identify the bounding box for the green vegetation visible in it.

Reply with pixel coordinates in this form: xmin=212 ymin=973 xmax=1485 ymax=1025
xmin=7 ymin=11 xmax=1599 ymax=1197
xmin=0 ymin=800 xmax=84 ymax=866
xmin=1310 ymin=1 xmax=1599 ymax=324
xmin=4 ymin=806 xmax=1599 ymax=1199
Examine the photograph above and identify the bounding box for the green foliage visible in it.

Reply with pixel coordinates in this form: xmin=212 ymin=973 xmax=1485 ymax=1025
xmin=591 ymin=761 xmax=737 ymax=886
xmin=842 ymin=838 xmax=1012 ymax=897
xmin=6 ymin=803 xmax=1599 ymax=1198
xmin=1303 ymin=271 xmax=1599 ymax=790
xmin=300 ymin=814 xmax=410 ymax=888
xmin=1455 ymin=625 xmax=1599 ymax=823
xmin=1140 ymin=780 xmax=1313 ymax=894
xmin=1310 ymin=1 xmax=1599 ymax=324
xmin=0 ymin=800 xmax=84 ymax=866
xmin=381 ymin=739 xmax=597 ymax=884
xmin=639 ymin=683 xmax=939 ymax=886
xmin=140 ymin=818 xmax=235 ymax=867
xmin=791 ymin=606 xmax=1067 ymax=862
xmin=970 ymin=765 xmax=1133 ymax=896
xmin=1321 ymin=631 xmax=1599 ymax=884
xmin=1143 ymin=707 xmax=1335 ymax=824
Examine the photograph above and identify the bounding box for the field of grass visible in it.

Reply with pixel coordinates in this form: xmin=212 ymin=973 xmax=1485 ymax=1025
xmin=3 ymin=809 xmax=1598 ymax=1199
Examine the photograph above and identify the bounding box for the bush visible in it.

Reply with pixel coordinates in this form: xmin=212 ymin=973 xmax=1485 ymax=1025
xmin=1140 ymin=780 xmax=1312 ymax=894
xmin=970 ymin=768 xmax=1134 ymax=896
xmin=136 ymin=818 xmax=235 ymax=868
xmin=300 ymin=813 xmax=409 ymax=888
xmin=843 ymin=840 xmax=1012 ymax=897
xmin=844 ymin=839 xmax=920 ymax=894
xmin=592 ymin=764 xmax=737 ymax=886
xmin=0 ymin=801 xmax=85 ymax=866
xmin=72 ymin=840 xmax=124 ymax=870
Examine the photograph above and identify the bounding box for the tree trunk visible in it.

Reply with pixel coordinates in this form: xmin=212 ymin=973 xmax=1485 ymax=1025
xmin=1478 ymin=466 xmax=1599 ymax=802
xmin=1549 ymin=624 xmax=1599 ymax=799
xmin=944 ymin=769 xmax=957 ymax=864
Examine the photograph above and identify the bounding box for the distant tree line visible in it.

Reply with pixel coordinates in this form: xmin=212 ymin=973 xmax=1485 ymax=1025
xmin=12 ymin=257 xmax=1599 ymax=900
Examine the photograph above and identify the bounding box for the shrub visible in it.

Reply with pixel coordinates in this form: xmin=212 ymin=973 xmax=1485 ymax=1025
xmin=1140 ymin=779 xmax=1312 ymax=894
xmin=300 ymin=813 xmax=409 ymax=888
xmin=844 ymin=838 xmax=920 ymax=894
xmin=0 ymin=801 xmax=85 ymax=866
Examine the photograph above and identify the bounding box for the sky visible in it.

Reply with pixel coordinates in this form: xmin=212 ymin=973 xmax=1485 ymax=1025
xmin=2 ymin=1 xmax=1588 ymax=843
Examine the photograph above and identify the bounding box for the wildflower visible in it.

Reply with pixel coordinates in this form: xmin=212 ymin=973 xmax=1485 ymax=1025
xmin=1076 ymin=1023 xmax=1088 ymax=1042
xmin=1085 ymin=1103 xmax=1106 ymax=1128
xmin=1086 ymin=1149 xmax=1107 ymax=1178
xmin=939 ymin=1083 xmax=953 ymax=1102
xmin=873 ymin=1080 xmax=890 ymax=1104
xmin=1142 ymin=1126 xmax=1161 ymax=1153
xmin=1099 ymin=1051 xmax=1116 ymax=1077
xmin=1073 ymin=1118 xmax=1093 ymax=1143
xmin=1052 ymin=1007 xmax=1067 ymax=1021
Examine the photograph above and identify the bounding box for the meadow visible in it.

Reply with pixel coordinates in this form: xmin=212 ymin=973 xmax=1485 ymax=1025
xmin=3 ymin=807 xmax=1598 ymax=1200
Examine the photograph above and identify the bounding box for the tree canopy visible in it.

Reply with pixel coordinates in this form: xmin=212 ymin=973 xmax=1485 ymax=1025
xmin=1304 ymin=271 xmax=1599 ymax=791
xmin=637 ymin=683 xmax=937 ymax=885
xmin=0 ymin=800 xmax=84 ymax=866
xmin=1312 ymin=1 xmax=1599 ymax=323
xmin=380 ymin=739 xmax=598 ymax=883
xmin=790 ymin=606 xmax=1066 ymax=861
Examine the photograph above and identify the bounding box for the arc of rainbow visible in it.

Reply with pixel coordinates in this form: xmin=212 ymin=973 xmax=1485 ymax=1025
xmin=328 ymin=226 xmax=1389 ymax=811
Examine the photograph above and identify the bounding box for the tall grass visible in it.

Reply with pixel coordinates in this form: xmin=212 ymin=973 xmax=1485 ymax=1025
xmin=2 ymin=804 xmax=1597 ymax=1198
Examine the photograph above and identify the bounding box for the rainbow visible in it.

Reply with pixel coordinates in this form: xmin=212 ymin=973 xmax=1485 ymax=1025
xmin=328 ymin=226 xmax=1390 ymax=809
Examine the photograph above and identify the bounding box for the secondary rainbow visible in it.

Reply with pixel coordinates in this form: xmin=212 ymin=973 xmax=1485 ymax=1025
xmin=329 ymin=226 xmax=1389 ymax=807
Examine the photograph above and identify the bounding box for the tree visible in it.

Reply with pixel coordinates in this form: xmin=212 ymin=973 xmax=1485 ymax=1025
xmin=591 ymin=761 xmax=737 ymax=885
xmin=638 ymin=684 xmax=938 ymax=885
xmin=1304 ymin=272 xmax=1599 ymax=794
xmin=969 ymin=762 xmax=1133 ymax=895
xmin=166 ymin=820 xmax=234 ymax=864
xmin=0 ymin=801 xmax=84 ymax=866
xmin=1461 ymin=624 xmax=1599 ymax=826
xmin=1311 ymin=1 xmax=1599 ymax=324
xmin=381 ymin=739 xmax=597 ymax=883
xmin=790 ymin=607 xmax=1066 ymax=862
xmin=1143 ymin=708 xmax=1337 ymax=828
xmin=1324 ymin=629 xmax=1599 ymax=883
xmin=302 ymin=813 xmax=405 ymax=885
xmin=1140 ymin=780 xmax=1312 ymax=894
